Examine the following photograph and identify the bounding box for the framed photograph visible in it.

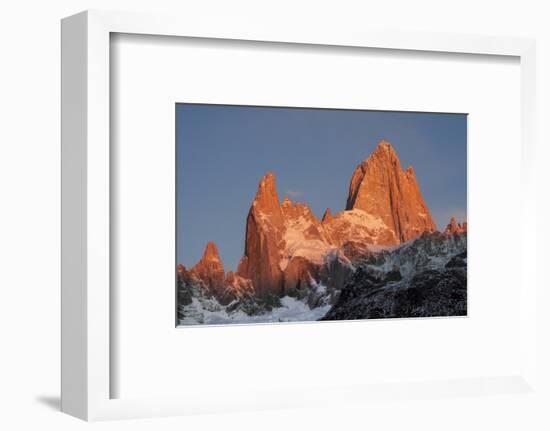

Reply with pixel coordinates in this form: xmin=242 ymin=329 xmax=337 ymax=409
xmin=175 ymin=104 xmax=468 ymax=326
xmin=61 ymin=10 xmax=538 ymax=421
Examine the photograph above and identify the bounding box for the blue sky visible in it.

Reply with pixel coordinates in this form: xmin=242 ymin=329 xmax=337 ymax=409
xmin=176 ymin=104 xmax=467 ymax=271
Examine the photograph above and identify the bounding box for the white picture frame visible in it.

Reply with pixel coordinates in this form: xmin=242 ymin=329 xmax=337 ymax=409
xmin=61 ymin=9 xmax=538 ymax=421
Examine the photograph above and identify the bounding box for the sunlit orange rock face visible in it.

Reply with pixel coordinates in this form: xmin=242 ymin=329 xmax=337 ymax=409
xmin=236 ymin=172 xmax=286 ymax=296
xmin=189 ymin=242 xmax=226 ymax=295
xmin=345 ymin=141 xmax=436 ymax=244
xmin=224 ymin=271 xmax=255 ymax=299
xmin=184 ymin=140 xmax=455 ymax=297
xmin=321 ymin=208 xmax=333 ymax=223
xmin=444 ymin=217 xmax=467 ymax=235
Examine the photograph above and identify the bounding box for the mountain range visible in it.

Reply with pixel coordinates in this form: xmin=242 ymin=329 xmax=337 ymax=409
xmin=177 ymin=140 xmax=467 ymax=324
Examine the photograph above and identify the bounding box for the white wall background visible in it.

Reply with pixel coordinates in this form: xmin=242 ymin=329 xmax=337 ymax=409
xmin=1 ymin=0 xmax=548 ymax=430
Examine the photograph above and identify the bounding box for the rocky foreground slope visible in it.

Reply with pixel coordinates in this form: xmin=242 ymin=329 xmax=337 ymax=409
xmin=322 ymin=231 xmax=467 ymax=320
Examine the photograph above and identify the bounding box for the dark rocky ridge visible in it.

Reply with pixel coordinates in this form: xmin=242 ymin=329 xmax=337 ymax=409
xmin=322 ymin=233 xmax=467 ymax=321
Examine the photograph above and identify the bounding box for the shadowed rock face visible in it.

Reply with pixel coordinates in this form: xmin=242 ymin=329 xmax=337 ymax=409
xmin=176 ymin=264 xmax=194 ymax=308
xmin=345 ymin=141 xmax=436 ymax=243
xmin=322 ymin=267 xmax=467 ymax=320
xmin=322 ymin=232 xmax=467 ymax=321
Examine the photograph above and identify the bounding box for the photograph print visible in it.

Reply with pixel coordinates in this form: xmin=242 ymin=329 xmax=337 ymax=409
xmin=176 ymin=104 xmax=467 ymax=326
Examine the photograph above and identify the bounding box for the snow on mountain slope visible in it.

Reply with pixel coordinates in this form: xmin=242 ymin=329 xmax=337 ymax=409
xmin=323 ymin=208 xmax=397 ymax=246
xmin=368 ymin=231 xmax=467 ymax=279
xmin=179 ymin=294 xmax=331 ymax=325
xmin=282 ymin=217 xmax=333 ymax=266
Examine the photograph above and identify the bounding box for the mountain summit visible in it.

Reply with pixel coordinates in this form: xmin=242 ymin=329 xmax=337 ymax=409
xmin=189 ymin=241 xmax=225 ymax=295
xmin=185 ymin=140 xmax=447 ymax=299
xmin=237 ymin=172 xmax=286 ymax=295
xmin=345 ymin=140 xmax=436 ymax=243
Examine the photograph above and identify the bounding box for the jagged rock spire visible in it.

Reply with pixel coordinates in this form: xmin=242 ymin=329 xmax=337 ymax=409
xmin=237 ymin=172 xmax=285 ymax=295
xmin=190 ymin=241 xmax=226 ymax=294
xmin=345 ymin=140 xmax=436 ymax=243
xmin=322 ymin=208 xmax=333 ymax=223
xmin=252 ymin=171 xmax=284 ymax=229
xmin=444 ymin=217 xmax=467 ymax=235
xmin=203 ymin=241 xmax=221 ymax=261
